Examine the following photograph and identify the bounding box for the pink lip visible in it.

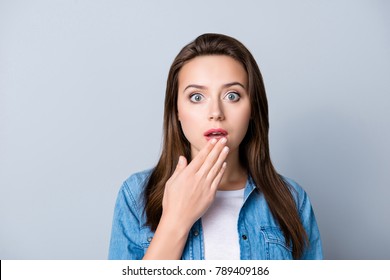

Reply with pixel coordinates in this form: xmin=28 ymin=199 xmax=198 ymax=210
xmin=204 ymin=128 xmax=228 ymax=141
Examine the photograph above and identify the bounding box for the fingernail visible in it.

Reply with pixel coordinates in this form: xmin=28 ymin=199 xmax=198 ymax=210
xmin=178 ymin=156 xmax=184 ymax=165
xmin=223 ymin=146 xmax=229 ymax=153
xmin=210 ymin=138 xmax=217 ymax=145
xmin=220 ymin=137 xmax=227 ymax=144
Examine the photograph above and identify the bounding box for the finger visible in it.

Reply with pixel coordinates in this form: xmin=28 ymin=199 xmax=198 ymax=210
xmin=197 ymin=137 xmax=228 ymax=175
xmin=210 ymin=161 xmax=227 ymax=192
xmin=169 ymin=156 xmax=187 ymax=182
xmin=206 ymin=145 xmax=229 ymax=182
xmin=187 ymin=138 xmax=218 ymax=171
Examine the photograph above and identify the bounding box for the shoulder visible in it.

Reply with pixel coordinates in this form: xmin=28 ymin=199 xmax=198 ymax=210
xmin=115 ymin=168 xmax=153 ymax=215
xmin=280 ymin=175 xmax=310 ymax=214
xmin=121 ymin=168 xmax=154 ymax=200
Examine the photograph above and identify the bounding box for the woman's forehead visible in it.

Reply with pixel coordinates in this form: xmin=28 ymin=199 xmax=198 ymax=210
xmin=178 ymin=55 xmax=248 ymax=90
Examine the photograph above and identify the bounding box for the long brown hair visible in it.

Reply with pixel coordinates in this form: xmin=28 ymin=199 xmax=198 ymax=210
xmin=144 ymin=33 xmax=308 ymax=259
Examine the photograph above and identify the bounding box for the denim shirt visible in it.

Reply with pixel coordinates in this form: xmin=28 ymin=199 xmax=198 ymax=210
xmin=108 ymin=169 xmax=323 ymax=260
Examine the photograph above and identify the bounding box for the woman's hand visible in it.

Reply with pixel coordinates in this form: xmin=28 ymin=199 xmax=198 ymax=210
xmin=143 ymin=137 xmax=229 ymax=260
xmin=162 ymin=137 xmax=229 ymax=230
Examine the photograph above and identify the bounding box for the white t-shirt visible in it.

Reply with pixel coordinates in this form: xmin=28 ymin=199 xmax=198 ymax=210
xmin=201 ymin=188 xmax=245 ymax=260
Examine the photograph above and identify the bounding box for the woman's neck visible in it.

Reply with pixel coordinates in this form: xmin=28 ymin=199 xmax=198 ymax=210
xmin=218 ymin=149 xmax=247 ymax=191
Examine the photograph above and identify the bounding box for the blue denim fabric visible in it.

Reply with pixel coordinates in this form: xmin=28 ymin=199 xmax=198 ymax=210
xmin=108 ymin=169 xmax=323 ymax=260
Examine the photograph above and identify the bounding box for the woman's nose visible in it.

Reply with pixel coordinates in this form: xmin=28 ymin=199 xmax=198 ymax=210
xmin=208 ymin=99 xmax=225 ymax=121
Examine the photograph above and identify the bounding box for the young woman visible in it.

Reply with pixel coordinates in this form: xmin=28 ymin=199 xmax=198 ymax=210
xmin=108 ymin=33 xmax=323 ymax=260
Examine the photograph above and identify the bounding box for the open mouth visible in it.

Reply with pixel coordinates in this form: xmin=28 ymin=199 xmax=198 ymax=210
xmin=204 ymin=128 xmax=228 ymax=140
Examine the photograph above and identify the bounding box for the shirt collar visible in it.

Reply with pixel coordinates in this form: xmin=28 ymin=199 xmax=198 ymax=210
xmin=243 ymin=175 xmax=257 ymax=203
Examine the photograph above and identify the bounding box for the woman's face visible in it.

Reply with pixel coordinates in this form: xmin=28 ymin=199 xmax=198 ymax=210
xmin=177 ymin=55 xmax=251 ymax=158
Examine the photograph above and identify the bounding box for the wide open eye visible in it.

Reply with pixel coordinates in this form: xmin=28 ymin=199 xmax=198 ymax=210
xmin=189 ymin=93 xmax=204 ymax=103
xmin=225 ymin=92 xmax=240 ymax=102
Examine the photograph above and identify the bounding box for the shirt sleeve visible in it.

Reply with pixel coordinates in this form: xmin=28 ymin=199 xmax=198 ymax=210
xmin=108 ymin=179 xmax=144 ymax=260
xmin=298 ymin=191 xmax=324 ymax=260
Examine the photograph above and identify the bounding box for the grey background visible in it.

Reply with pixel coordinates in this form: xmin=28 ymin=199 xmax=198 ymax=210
xmin=1 ymin=0 xmax=389 ymax=259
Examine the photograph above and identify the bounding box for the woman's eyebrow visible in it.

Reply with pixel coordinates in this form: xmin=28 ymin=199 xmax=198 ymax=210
xmin=223 ymin=82 xmax=246 ymax=89
xmin=183 ymin=84 xmax=206 ymax=92
xmin=183 ymin=82 xmax=246 ymax=93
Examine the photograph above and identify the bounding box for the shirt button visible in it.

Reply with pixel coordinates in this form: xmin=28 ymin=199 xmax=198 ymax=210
xmin=242 ymin=234 xmax=248 ymax=240
xmin=147 ymin=237 xmax=153 ymax=242
xmin=193 ymin=230 xmax=199 ymax=237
